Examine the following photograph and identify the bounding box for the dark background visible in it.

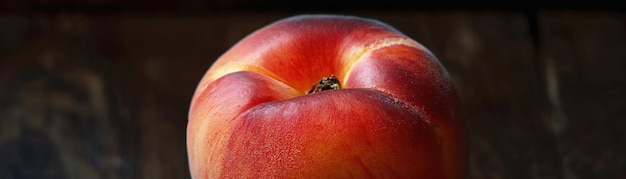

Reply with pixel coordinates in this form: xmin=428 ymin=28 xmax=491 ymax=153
xmin=1 ymin=1 xmax=625 ymax=178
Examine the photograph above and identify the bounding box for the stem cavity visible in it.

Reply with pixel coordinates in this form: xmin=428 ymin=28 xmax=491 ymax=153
xmin=306 ymin=74 xmax=341 ymax=94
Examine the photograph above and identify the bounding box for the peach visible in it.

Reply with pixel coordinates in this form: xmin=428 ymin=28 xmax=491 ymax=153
xmin=188 ymin=14 xmax=466 ymax=178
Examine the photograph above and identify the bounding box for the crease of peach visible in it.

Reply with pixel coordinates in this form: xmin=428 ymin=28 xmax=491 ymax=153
xmin=341 ymin=36 xmax=433 ymax=120
xmin=205 ymin=65 xmax=301 ymax=96
xmin=340 ymin=37 xmax=427 ymax=83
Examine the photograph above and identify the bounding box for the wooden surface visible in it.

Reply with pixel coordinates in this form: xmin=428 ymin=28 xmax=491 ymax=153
xmin=1 ymin=10 xmax=625 ymax=179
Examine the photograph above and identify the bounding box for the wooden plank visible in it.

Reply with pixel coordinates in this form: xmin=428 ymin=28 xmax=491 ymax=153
xmin=538 ymin=11 xmax=626 ymax=179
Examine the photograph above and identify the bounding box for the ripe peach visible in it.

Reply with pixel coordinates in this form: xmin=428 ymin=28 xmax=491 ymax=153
xmin=188 ymin=14 xmax=466 ymax=178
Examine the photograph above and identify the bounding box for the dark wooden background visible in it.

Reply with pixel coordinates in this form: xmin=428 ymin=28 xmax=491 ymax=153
xmin=1 ymin=1 xmax=625 ymax=179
